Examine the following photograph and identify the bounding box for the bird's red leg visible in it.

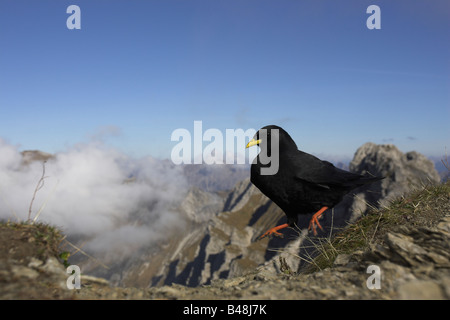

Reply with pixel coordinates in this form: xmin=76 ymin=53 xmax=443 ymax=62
xmin=308 ymin=206 xmax=328 ymax=236
xmin=259 ymin=223 xmax=289 ymax=240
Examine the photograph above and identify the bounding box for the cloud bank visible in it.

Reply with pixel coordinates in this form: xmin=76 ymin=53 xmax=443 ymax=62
xmin=0 ymin=138 xmax=188 ymax=262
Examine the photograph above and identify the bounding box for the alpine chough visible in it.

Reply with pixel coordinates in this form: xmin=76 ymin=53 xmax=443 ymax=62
xmin=246 ymin=125 xmax=383 ymax=239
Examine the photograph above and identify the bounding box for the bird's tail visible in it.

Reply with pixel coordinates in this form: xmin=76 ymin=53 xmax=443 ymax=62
xmin=356 ymin=174 xmax=384 ymax=186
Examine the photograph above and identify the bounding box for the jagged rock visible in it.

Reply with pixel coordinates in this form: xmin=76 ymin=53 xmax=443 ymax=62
xmin=368 ymin=223 xmax=450 ymax=269
xmin=437 ymin=216 xmax=450 ymax=234
xmin=178 ymin=187 xmax=224 ymax=223
xmin=385 ymin=232 xmax=429 ymax=266
xmin=350 ymin=143 xmax=441 ymax=208
xmin=333 ymin=254 xmax=352 ymax=267
xmin=222 ymin=178 xmax=259 ymax=212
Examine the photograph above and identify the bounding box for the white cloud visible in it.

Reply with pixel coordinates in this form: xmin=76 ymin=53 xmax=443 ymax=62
xmin=0 ymin=138 xmax=188 ymax=262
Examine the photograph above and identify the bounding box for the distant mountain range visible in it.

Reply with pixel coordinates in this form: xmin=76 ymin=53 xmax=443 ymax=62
xmin=180 ymin=153 xmax=448 ymax=193
xmin=181 ymin=163 xmax=249 ymax=192
xmin=20 ymin=149 xmax=448 ymax=193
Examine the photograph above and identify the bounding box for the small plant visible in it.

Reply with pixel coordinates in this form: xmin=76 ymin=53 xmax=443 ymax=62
xmin=59 ymin=251 xmax=71 ymax=268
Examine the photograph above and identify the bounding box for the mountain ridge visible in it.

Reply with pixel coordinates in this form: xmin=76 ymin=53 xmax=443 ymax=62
xmin=1 ymin=180 xmax=448 ymax=299
xmin=1 ymin=142 xmax=445 ymax=297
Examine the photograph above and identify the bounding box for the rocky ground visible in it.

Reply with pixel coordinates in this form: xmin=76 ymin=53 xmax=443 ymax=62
xmin=1 ymin=182 xmax=449 ymax=299
xmin=74 ymin=214 xmax=450 ymax=299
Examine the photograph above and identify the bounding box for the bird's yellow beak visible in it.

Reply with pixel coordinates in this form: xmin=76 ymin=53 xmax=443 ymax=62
xmin=246 ymin=139 xmax=261 ymax=148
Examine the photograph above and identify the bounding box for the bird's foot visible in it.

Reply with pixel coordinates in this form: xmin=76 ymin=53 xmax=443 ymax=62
xmin=308 ymin=206 xmax=328 ymax=236
xmin=258 ymin=223 xmax=289 ymax=240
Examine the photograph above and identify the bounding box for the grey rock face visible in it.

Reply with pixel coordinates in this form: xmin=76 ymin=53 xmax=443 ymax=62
xmin=350 ymin=143 xmax=441 ymax=209
xmin=222 ymin=178 xmax=259 ymax=213
xmin=178 ymin=187 xmax=225 ymax=223
xmin=367 ymin=216 xmax=450 ymax=269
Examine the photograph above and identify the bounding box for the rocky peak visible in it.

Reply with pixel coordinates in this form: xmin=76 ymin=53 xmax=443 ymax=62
xmin=20 ymin=150 xmax=53 ymax=166
xmin=349 ymin=142 xmax=441 ymax=211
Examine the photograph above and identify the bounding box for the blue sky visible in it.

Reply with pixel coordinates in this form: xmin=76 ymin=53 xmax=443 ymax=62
xmin=0 ymin=0 xmax=449 ymax=161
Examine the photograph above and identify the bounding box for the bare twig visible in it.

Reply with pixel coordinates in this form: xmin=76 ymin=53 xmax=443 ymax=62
xmin=442 ymin=147 xmax=449 ymax=171
xmin=63 ymin=239 xmax=110 ymax=270
xmin=370 ymin=212 xmax=383 ymax=244
xmin=28 ymin=161 xmax=48 ymax=222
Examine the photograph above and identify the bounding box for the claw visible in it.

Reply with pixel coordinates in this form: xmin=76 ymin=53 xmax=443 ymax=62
xmin=258 ymin=223 xmax=289 ymax=240
xmin=307 ymin=206 xmax=328 ymax=236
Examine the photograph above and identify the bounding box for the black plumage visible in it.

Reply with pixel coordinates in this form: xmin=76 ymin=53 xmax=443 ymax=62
xmin=246 ymin=125 xmax=383 ymax=238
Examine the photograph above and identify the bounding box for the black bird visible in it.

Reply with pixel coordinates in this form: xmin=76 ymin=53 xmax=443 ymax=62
xmin=246 ymin=125 xmax=383 ymax=239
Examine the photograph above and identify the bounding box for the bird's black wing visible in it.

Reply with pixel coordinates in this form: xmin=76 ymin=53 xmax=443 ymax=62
xmin=290 ymin=150 xmax=368 ymax=189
